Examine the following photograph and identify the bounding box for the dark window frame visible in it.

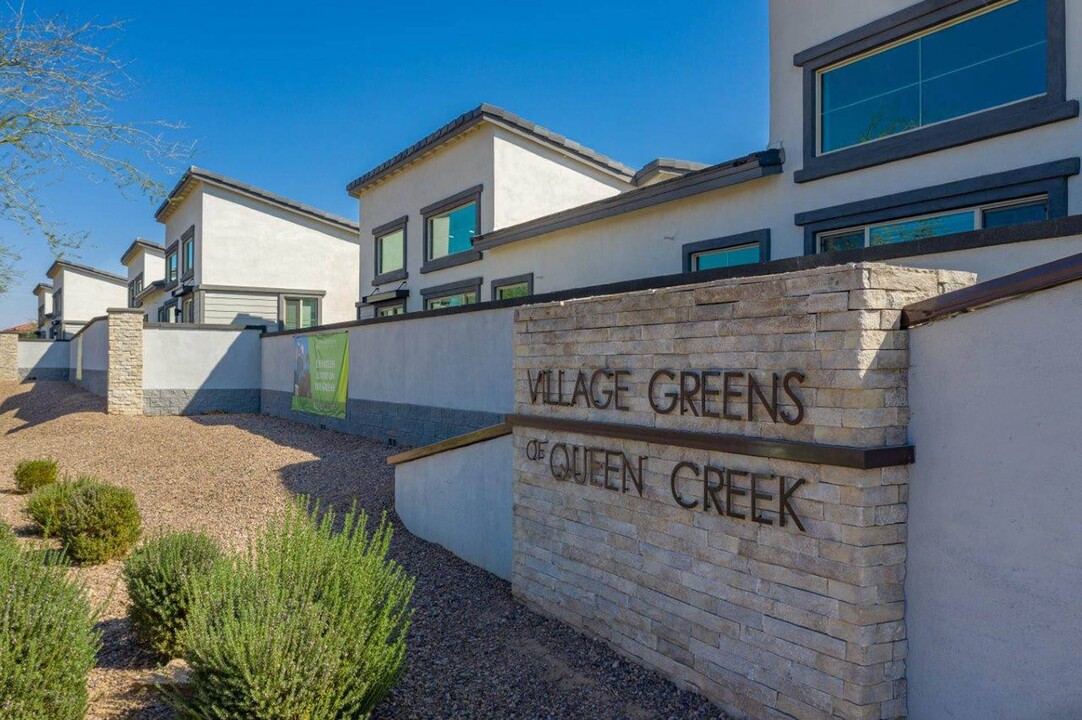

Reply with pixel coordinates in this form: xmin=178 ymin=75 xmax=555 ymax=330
xmin=372 ymin=215 xmax=408 ymax=285
xmin=793 ymin=0 xmax=1075 ymax=183
xmin=682 ymin=230 xmax=771 ymax=273
xmin=180 ymin=226 xmax=195 ymax=280
xmin=165 ymin=243 xmax=179 ymax=287
xmin=373 ymin=299 xmax=407 ymax=317
xmin=128 ymin=273 xmax=144 ymax=308
xmin=795 ymin=158 xmax=1077 ymax=253
xmin=421 ymin=185 xmax=483 ymax=273
xmin=279 ymin=294 xmax=322 ymax=332
xmin=182 ymin=296 xmax=195 ymax=323
xmin=420 ymin=276 xmax=483 ymax=310
xmin=491 ymin=272 xmax=535 ymax=301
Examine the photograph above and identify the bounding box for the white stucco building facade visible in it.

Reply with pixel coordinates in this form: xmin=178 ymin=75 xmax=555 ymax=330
xmin=32 ymin=282 xmax=54 ymax=338
xmin=44 ymin=260 xmax=128 ymax=339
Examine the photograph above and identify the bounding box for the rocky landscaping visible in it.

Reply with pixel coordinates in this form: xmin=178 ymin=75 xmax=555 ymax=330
xmin=0 ymin=381 xmax=725 ymax=719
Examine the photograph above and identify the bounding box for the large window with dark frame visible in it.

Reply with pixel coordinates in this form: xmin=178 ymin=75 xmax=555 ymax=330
xmin=182 ymin=233 xmax=195 ymax=277
xmin=282 ymin=297 xmax=319 ymax=330
xmin=690 ymin=244 xmax=761 ymax=271
xmin=424 ymin=289 xmax=478 ymax=311
xmin=818 ymin=0 xmax=1048 ymax=154
xmin=166 ymin=249 xmax=178 ymax=284
xmin=128 ymin=276 xmax=144 ymax=307
xmin=426 ymin=201 xmax=478 ymax=260
xmin=376 ymin=227 xmax=405 ymax=276
xmin=816 ymin=195 xmax=1048 ymax=252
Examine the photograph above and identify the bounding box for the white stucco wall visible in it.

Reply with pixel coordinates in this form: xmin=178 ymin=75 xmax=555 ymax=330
xmin=394 ymin=434 xmax=513 ymax=580
xmin=52 ymin=269 xmax=127 ymax=329
xmin=905 ymin=279 xmax=1082 ymax=719
xmin=71 ymin=318 xmax=108 ymax=373
xmin=17 ymin=340 xmax=68 ymax=370
xmin=261 ymin=306 xmax=515 ymax=414
xmin=163 ymin=191 xmax=203 ymax=285
xmin=197 ymin=185 xmax=359 ymax=325
xmin=143 ymin=327 xmax=262 ymax=390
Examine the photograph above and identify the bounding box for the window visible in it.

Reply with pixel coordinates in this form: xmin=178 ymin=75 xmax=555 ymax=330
xmin=128 ymin=275 xmax=144 ymax=307
xmin=282 ymin=297 xmax=319 ymax=330
xmin=52 ymin=290 xmax=62 ymax=318
xmin=819 ymin=0 xmax=1047 ymax=154
xmin=182 ymin=232 xmax=195 ymax=276
xmin=817 ymin=196 xmax=1047 ymax=252
xmin=425 ymin=290 xmax=478 ymax=311
xmin=182 ymin=297 xmax=194 ymax=323
xmin=692 ymin=244 xmax=761 ymax=271
xmin=157 ymin=306 xmax=168 ymax=323
xmin=376 ymin=228 xmax=405 ymax=276
xmin=492 ymin=273 xmax=534 ymax=301
xmin=166 ymin=250 xmax=178 ymax=284
xmin=422 ymin=186 xmax=482 ymax=269
xmin=375 ymin=302 xmax=406 ymax=318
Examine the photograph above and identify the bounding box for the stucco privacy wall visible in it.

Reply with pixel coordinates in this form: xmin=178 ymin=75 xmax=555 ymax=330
xmin=142 ymin=326 xmax=262 ymax=415
xmin=511 ymin=263 xmax=974 ymax=720
xmin=394 ymin=434 xmax=514 ymax=580
xmin=905 ymin=279 xmax=1082 ymax=719
xmin=17 ymin=340 xmax=69 ymax=381
xmin=70 ymin=317 xmax=108 ymax=396
xmin=261 ymin=307 xmax=513 ymax=446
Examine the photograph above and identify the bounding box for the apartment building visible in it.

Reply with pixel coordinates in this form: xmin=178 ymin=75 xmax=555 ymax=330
xmin=44 ymin=260 xmax=128 ymax=339
xmin=31 ymin=283 xmax=54 ymax=338
xmin=349 ymin=0 xmax=1080 ymax=313
xmin=119 ymin=238 xmax=167 ymax=320
xmin=152 ymin=167 xmax=361 ymax=330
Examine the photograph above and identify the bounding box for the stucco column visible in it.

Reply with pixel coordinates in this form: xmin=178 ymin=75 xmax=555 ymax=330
xmin=106 ymin=308 xmax=144 ymax=415
xmin=0 ymin=332 xmax=18 ymax=382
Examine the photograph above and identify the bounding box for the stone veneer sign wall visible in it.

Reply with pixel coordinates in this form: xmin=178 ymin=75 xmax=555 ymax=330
xmin=510 ymin=262 xmax=973 ymax=720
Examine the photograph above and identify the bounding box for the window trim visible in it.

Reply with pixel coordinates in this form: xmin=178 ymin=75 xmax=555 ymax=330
xmin=373 ymin=299 xmax=407 ymax=317
xmin=128 ymin=273 xmax=144 ymax=308
xmin=491 ymin=273 xmax=534 ymax=301
xmin=279 ymin=294 xmax=322 ymax=332
xmin=165 ymin=243 xmax=179 ymax=288
xmin=420 ymin=276 xmax=483 ymax=310
xmin=180 ymin=226 xmax=195 ymax=280
xmin=421 ymin=185 xmax=483 ymax=273
xmin=682 ymin=230 xmax=771 ymax=273
xmin=372 ymin=215 xmax=408 ymax=285
xmin=796 ymin=158 xmax=1077 ymax=253
xmin=794 ymin=0 xmax=1075 ymax=183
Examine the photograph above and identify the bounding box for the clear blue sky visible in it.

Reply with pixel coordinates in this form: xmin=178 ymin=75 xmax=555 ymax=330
xmin=0 ymin=0 xmax=768 ymax=327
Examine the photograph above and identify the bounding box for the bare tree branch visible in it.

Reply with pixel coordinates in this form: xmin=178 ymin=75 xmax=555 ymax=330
xmin=0 ymin=4 xmax=192 ymax=293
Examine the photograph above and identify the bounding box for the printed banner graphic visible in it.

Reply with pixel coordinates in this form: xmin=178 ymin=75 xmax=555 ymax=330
xmin=291 ymin=332 xmax=348 ymax=419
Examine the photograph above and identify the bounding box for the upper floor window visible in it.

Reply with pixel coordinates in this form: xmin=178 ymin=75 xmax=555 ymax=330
xmin=376 ymin=228 xmax=405 ymax=276
xmin=428 ymin=201 xmax=477 ymax=260
xmin=819 ymin=0 xmax=1047 ymax=154
xmin=182 ymin=296 xmax=194 ymax=323
xmin=282 ymin=297 xmax=319 ymax=331
xmin=166 ymin=250 xmax=178 ymax=283
xmin=817 ymin=196 xmax=1047 ymax=252
xmin=128 ymin=276 xmax=144 ymax=307
xmin=182 ymin=233 xmax=195 ymax=276
xmin=52 ymin=290 xmax=62 ymax=317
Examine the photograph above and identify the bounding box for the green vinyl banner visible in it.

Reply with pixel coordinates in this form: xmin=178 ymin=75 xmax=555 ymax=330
xmin=291 ymin=332 xmax=349 ymax=419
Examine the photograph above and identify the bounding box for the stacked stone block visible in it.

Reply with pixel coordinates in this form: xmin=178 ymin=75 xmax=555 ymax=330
xmin=0 ymin=332 xmax=17 ymax=382
xmin=106 ymin=309 xmax=144 ymax=415
xmin=511 ymin=263 xmax=974 ymax=720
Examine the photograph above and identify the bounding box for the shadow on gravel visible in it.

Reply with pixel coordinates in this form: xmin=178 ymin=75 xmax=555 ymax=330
xmin=0 ymin=381 xmax=104 ymax=435
xmin=95 ymin=617 xmax=159 ymax=672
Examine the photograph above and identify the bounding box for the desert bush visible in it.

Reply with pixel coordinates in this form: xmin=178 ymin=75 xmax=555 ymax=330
xmin=169 ymin=502 xmax=414 ymax=719
xmin=123 ymin=531 xmax=221 ymax=658
xmin=26 ymin=476 xmax=90 ymax=538
xmin=13 ymin=458 xmax=58 ymax=494
xmin=58 ymin=481 xmax=141 ymax=565
xmin=0 ymin=521 xmax=16 ymax=553
xmin=0 ymin=533 xmax=99 ymax=719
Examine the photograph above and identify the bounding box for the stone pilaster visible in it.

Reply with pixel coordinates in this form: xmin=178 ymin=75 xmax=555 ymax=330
xmin=511 ymin=262 xmax=976 ymax=720
xmin=106 ymin=308 xmax=144 ymax=415
xmin=0 ymin=332 xmax=18 ymax=382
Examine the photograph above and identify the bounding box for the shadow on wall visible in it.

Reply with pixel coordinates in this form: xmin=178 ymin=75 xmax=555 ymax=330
xmin=0 ymin=381 xmax=104 ymax=436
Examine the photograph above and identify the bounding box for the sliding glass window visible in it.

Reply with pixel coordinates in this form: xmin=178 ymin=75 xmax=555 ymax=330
xmin=427 ymin=202 xmax=477 ymax=260
xmin=819 ymin=0 xmax=1048 ymax=153
xmin=376 ymin=228 xmax=405 ymax=275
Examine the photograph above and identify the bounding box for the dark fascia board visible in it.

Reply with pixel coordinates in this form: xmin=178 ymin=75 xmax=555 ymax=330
xmin=794 ymin=0 xmax=1072 ymax=183
xmin=120 ymin=238 xmax=166 ymax=266
xmin=682 ymin=230 xmax=771 ymax=273
xmin=30 ymin=282 xmax=53 ymax=295
xmin=143 ymin=322 xmax=264 ymax=331
xmin=46 ymin=259 xmax=127 ymax=286
xmin=345 ymin=103 xmax=635 ymax=196
xmin=632 ymin=158 xmax=710 ymax=186
xmin=797 ymin=159 xmax=1078 ymax=253
xmin=901 ymin=251 xmax=1082 ymax=328
xmin=507 ymin=414 xmax=913 ymax=469
xmin=264 ymin=213 xmax=1082 ymax=339
xmin=156 ymin=166 xmax=359 ymax=233
xmin=361 ymin=288 xmax=409 ymax=305
xmin=420 ymin=276 xmax=483 ymax=298
xmin=473 ymin=149 xmax=785 ymax=252
xmin=134 ymin=280 xmax=168 ymax=301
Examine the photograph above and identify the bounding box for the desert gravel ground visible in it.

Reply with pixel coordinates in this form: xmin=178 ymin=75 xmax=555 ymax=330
xmin=0 ymin=381 xmax=725 ymax=720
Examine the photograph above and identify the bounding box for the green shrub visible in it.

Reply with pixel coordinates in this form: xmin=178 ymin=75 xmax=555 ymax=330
xmin=26 ymin=477 xmax=90 ymax=538
xmin=123 ymin=531 xmax=221 ymax=659
xmin=58 ymin=481 xmax=141 ymax=565
xmin=0 ymin=533 xmax=99 ymax=719
xmin=13 ymin=458 xmax=58 ymax=494
xmin=169 ymin=502 xmax=414 ymax=719
xmin=0 ymin=521 xmax=16 ymax=553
